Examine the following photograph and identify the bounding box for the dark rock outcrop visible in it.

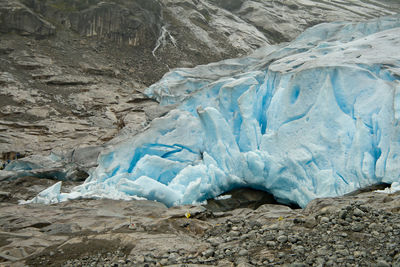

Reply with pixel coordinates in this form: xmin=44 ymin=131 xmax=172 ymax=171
xmin=67 ymin=1 xmax=161 ymax=46
xmin=0 ymin=0 xmax=55 ymax=37
xmin=205 ymin=188 xmax=279 ymax=212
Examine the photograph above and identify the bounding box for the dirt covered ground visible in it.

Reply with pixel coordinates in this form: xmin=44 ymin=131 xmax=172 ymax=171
xmin=0 ymin=177 xmax=399 ymax=267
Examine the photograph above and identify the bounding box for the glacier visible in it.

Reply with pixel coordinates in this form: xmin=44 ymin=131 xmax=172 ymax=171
xmin=27 ymin=15 xmax=400 ymax=208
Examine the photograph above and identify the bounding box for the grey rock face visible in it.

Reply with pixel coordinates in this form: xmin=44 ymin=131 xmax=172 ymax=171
xmin=0 ymin=41 xmax=158 ymax=157
xmin=67 ymin=1 xmax=161 ymax=46
xmin=227 ymin=0 xmax=399 ymax=43
xmin=0 ymin=0 xmax=55 ymax=37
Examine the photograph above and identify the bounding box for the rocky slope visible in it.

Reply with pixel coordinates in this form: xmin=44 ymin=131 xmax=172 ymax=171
xmin=0 ymin=182 xmax=399 ymax=266
xmin=1 ymin=2 xmax=400 ymax=266
xmin=1 ymin=0 xmax=399 ymax=160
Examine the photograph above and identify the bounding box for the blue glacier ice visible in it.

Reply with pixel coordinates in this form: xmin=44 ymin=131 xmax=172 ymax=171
xmin=27 ymin=15 xmax=400 ymax=207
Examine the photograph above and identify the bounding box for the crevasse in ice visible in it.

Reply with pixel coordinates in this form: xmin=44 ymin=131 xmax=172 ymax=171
xmin=28 ymin=15 xmax=400 ymax=207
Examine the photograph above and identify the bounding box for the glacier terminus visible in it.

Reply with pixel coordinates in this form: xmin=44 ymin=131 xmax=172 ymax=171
xmin=28 ymin=15 xmax=400 ymax=208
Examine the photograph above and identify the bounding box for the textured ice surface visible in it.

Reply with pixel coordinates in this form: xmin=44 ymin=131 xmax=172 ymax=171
xmin=28 ymin=15 xmax=400 ymax=207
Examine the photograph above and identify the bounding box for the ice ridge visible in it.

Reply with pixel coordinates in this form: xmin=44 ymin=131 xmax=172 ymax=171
xmin=28 ymin=15 xmax=400 ymax=207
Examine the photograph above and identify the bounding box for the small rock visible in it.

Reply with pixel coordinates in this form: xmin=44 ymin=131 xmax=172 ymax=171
xmin=315 ymin=257 xmax=325 ymax=265
xmin=277 ymin=235 xmax=288 ymax=243
xmin=269 ymin=223 xmax=279 ymax=230
xmin=136 ymin=255 xmax=145 ymax=263
xmin=238 ymin=249 xmax=248 ymax=257
xmin=218 ymin=259 xmax=235 ymax=267
xmin=351 ymin=223 xmax=364 ymax=232
xmin=203 ymin=248 xmax=214 ymax=258
xmin=230 ymin=231 xmax=240 ymax=237
xmin=353 ymin=208 xmax=364 ymax=217
xmin=340 ymin=232 xmax=348 ymax=237
xmin=208 ymin=237 xmax=223 ymax=246
xmin=372 ymin=230 xmax=380 ymax=236
xmin=294 ymin=245 xmax=305 ymax=254
xmin=288 ymin=235 xmax=298 ymax=243
xmin=354 ymin=251 xmax=366 ymax=258
xmin=160 ymin=258 xmax=168 ymax=265
xmin=385 ymin=226 xmax=393 ymax=232
xmin=263 ymin=233 xmax=275 ymax=241
xmin=224 ymin=249 xmax=232 ymax=256
xmin=339 ymin=210 xmax=347 ymax=219
xmin=336 ymin=249 xmax=349 ymax=256
xmin=320 ymin=216 xmax=329 ymax=223
xmin=304 ymin=217 xmax=317 ymax=228
xmin=376 ymin=260 xmax=390 ymax=267
xmin=266 ymin=241 xmax=276 ymax=247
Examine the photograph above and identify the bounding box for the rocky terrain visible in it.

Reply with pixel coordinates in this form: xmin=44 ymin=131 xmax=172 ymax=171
xmin=0 ymin=180 xmax=399 ymax=267
xmin=1 ymin=1 xmax=400 ymax=266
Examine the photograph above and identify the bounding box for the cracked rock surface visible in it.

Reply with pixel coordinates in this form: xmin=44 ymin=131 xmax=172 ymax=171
xmin=0 ymin=184 xmax=399 ymax=267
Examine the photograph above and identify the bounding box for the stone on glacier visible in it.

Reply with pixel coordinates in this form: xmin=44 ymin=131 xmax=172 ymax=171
xmin=27 ymin=15 xmax=400 ymax=207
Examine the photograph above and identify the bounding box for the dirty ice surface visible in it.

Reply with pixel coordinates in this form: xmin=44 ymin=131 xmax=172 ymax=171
xmin=28 ymin=15 xmax=400 ymax=207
